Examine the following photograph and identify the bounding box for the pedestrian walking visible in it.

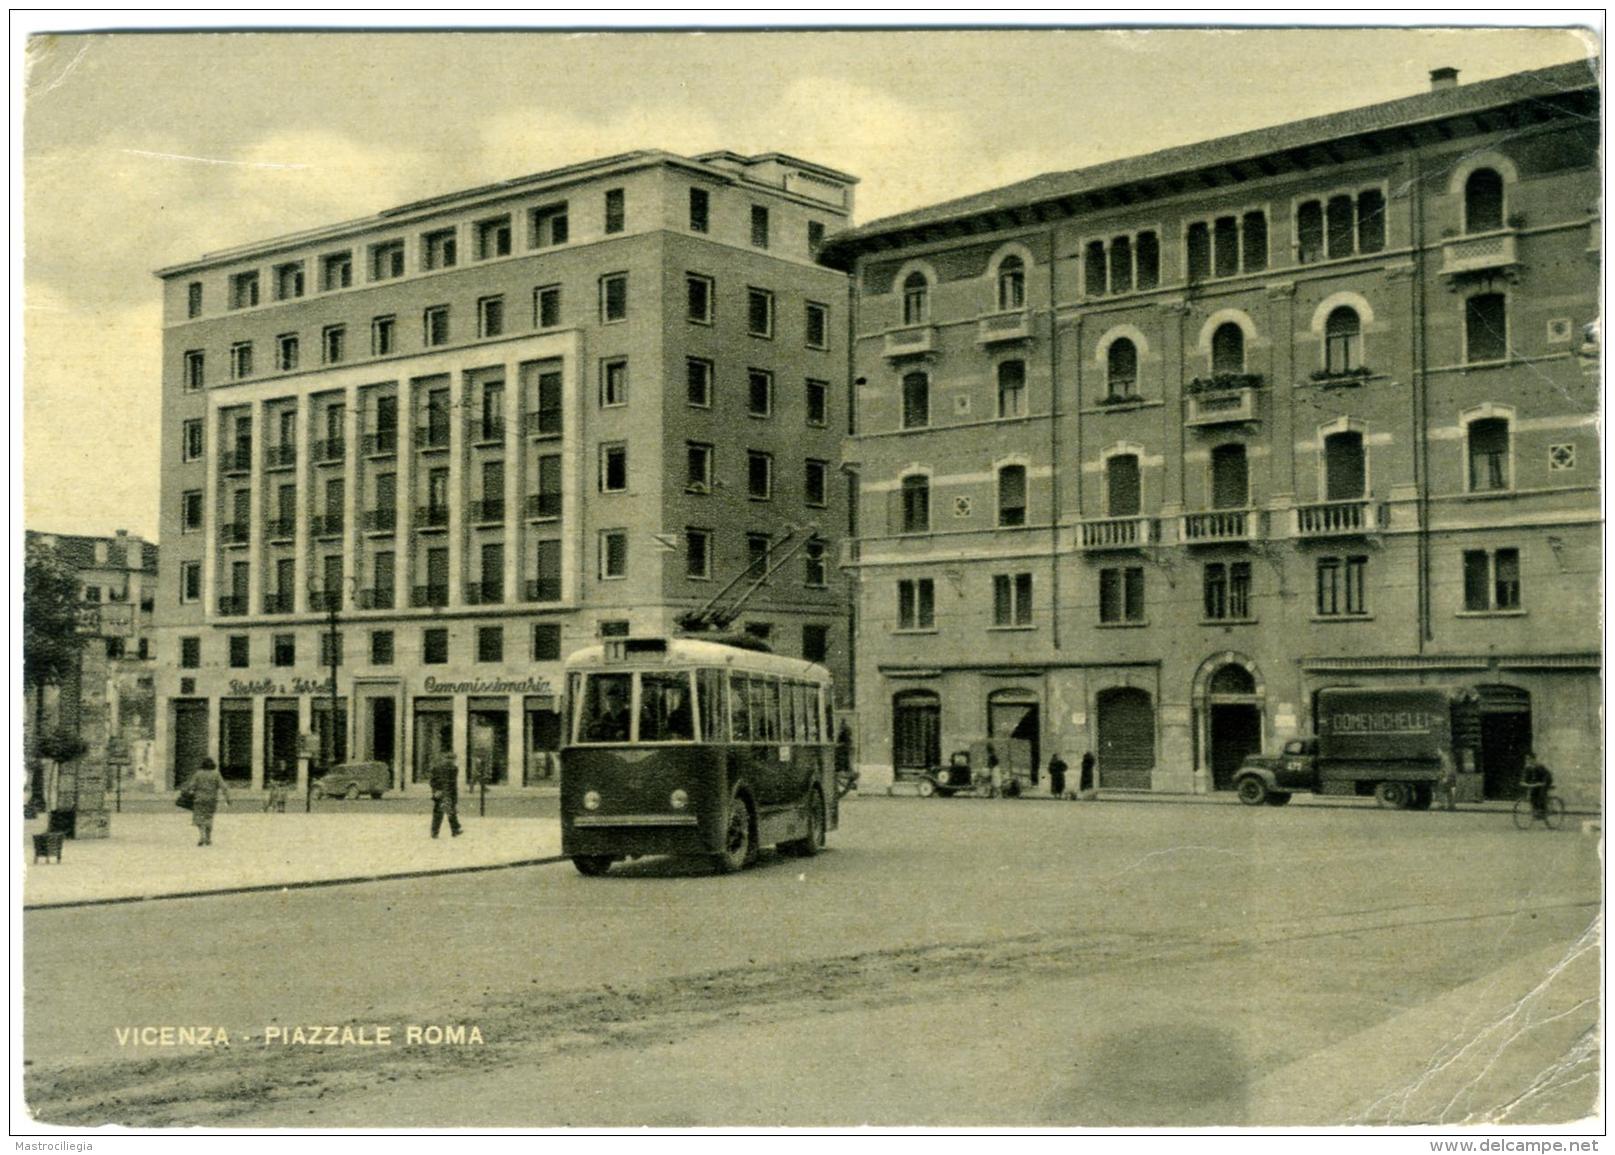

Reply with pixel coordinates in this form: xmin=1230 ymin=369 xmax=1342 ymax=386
xmin=1047 ymin=751 xmax=1068 ymax=798
xmin=1437 ymin=749 xmax=1458 ymax=812
xmin=186 ymin=757 xmax=230 ymax=847
xmin=429 ymin=751 xmax=463 ymax=838
xmin=1080 ymin=751 xmax=1097 ymax=798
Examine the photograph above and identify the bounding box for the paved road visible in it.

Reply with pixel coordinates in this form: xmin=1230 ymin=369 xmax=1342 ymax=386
xmin=23 ymin=796 xmax=1600 ymax=1128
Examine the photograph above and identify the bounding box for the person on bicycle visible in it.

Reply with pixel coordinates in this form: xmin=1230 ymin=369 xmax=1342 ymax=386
xmin=1521 ymin=751 xmax=1553 ymax=818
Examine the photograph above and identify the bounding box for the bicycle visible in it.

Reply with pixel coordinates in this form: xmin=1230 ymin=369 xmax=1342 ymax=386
xmin=1512 ymin=786 xmax=1565 ymax=830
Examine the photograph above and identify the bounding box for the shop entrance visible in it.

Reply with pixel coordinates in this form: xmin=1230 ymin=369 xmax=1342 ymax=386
xmin=264 ymin=699 xmax=299 ymax=785
xmin=1475 ymin=684 xmax=1532 ymax=800
xmin=468 ymin=698 xmax=510 ymax=785
xmin=219 ymin=699 xmax=253 ymax=783
xmin=1095 ymin=687 xmax=1155 ymax=790
xmin=892 ymin=690 xmax=941 ymax=775
xmin=361 ymin=694 xmax=399 ymax=786
xmin=413 ymin=698 xmax=453 ymax=783
xmin=172 ymin=700 xmax=208 ymax=789
xmin=1209 ymin=704 xmax=1262 ymax=790
xmin=524 ymin=695 xmax=562 ymax=784
xmin=988 ymin=689 xmax=1042 ymax=782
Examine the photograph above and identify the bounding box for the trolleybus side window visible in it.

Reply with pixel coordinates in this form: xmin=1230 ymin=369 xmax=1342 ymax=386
xmin=638 ymin=671 xmax=695 ymax=742
xmin=781 ymin=682 xmax=799 ymax=742
xmin=580 ymin=673 xmax=633 ymax=742
xmin=698 ymin=669 xmax=727 ymax=743
xmin=730 ymin=673 xmax=753 ymax=741
xmin=758 ymin=678 xmax=782 ymax=743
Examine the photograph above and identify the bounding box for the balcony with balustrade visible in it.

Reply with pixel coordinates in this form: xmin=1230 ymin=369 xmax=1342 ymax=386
xmin=882 ymin=324 xmax=937 ymax=360
xmin=1077 ymin=516 xmax=1157 ymax=551
xmin=1440 ymin=229 xmax=1518 ymax=278
xmin=1178 ymin=508 xmax=1262 ymax=546
xmin=1185 ymin=376 xmax=1263 ymax=427
xmin=975 ymin=309 xmax=1032 ymax=346
xmin=1292 ymin=499 xmax=1381 ymax=539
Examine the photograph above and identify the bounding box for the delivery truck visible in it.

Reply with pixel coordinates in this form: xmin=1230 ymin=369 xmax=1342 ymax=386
xmin=1232 ymin=686 xmax=1479 ymax=809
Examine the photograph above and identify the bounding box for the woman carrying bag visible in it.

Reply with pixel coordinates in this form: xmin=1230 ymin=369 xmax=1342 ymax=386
xmin=180 ymin=757 xmax=230 ymax=846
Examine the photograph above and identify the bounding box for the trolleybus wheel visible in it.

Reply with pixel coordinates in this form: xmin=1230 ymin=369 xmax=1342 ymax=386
xmin=715 ymin=794 xmax=753 ymax=873
xmin=572 ymin=855 xmax=612 ymax=877
xmin=783 ymin=787 xmax=826 ymax=857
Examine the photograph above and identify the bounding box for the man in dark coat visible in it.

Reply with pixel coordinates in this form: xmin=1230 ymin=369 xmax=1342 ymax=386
xmin=1047 ymin=752 xmax=1068 ymax=798
xmin=429 ymin=751 xmax=463 ymax=838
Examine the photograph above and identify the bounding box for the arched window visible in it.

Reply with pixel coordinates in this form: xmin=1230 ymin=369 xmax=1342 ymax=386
xmin=900 ymin=474 xmax=930 ymax=534
xmin=1107 ymin=338 xmax=1138 ymax=398
xmin=1323 ymin=431 xmax=1366 ymax=500
xmin=901 ymin=371 xmax=930 ymax=429
xmin=902 ymin=272 xmax=929 ymax=326
xmin=1106 ymin=454 xmax=1141 ymax=518
xmin=1211 ymin=322 xmax=1245 ymax=376
xmin=1464 ymin=168 xmax=1505 ymax=234
xmin=1465 ymin=293 xmax=1507 ymax=363
xmin=1467 ymin=417 xmax=1510 ymax=492
xmin=997 ymin=360 xmax=1026 ymax=418
xmin=997 ymin=255 xmax=1025 ymax=311
xmin=1324 ymin=306 xmax=1362 ymax=374
xmin=1210 ymin=443 xmax=1248 ymax=509
xmin=892 ymin=690 xmax=941 ymax=772
xmin=997 ymin=465 xmax=1027 ymax=527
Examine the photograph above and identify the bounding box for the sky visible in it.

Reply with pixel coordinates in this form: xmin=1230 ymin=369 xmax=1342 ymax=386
xmin=17 ymin=20 xmax=1598 ymax=541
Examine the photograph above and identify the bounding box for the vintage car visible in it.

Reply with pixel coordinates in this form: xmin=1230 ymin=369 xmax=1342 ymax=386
xmin=310 ymin=761 xmax=392 ymax=800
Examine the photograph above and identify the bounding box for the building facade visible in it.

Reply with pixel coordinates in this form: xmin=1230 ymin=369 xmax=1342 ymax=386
xmin=153 ymin=150 xmax=855 ymax=791
xmin=823 ymin=62 xmax=1601 ymax=805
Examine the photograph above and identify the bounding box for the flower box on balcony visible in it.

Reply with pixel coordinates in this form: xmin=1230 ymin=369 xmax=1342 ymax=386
xmin=1185 ymin=377 xmax=1262 ymax=426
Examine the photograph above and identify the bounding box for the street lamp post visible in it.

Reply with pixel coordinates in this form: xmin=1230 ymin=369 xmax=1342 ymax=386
xmin=307 ymin=572 xmax=356 ymax=810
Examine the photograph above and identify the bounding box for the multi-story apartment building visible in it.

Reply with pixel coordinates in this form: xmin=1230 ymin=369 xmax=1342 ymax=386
xmin=153 ymin=150 xmax=855 ymax=791
xmin=822 ymin=61 xmax=1600 ymax=804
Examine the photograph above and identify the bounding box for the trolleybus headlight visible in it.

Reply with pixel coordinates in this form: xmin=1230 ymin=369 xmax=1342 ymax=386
xmin=670 ymin=789 xmax=689 ymax=811
xmin=583 ymin=790 xmax=601 ymax=811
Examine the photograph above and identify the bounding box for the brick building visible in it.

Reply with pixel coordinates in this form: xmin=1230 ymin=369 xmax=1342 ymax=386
xmin=152 ymin=150 xmax=855 ymax=791
xmin=821 ymin=61 xmax=1600 ymax=804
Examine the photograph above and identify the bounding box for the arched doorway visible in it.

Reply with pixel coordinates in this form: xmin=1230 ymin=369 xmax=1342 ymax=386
xmin=1474 ymin=683 xmax=1532 ymax=800
xmin=1095 ymin=687 xmax=1155 ymax=790
xmin=892 ymin=689 xmax=941 ymax=776
xmin=988 ymin=688 xmax=1041 ymax=782
xmin=1193 ymin=655 xmax=1265 ymax=792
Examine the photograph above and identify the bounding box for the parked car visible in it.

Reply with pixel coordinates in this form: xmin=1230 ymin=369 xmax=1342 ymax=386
xmin=311 ymin=761 xmax=391 ymax=800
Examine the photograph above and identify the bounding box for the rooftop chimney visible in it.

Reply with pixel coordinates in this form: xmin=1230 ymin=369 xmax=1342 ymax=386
xmin=1430 ymin=67 xmax=1459 ymax=92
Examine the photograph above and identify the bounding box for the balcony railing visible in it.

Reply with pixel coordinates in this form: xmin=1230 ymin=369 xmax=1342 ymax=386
xmin=415 ymin=505 xmax=450 ymax=530
xmin=464 ymin=581 xmax=505 ymax=606
xmin=524 ymin=577 xmax=562 ymax=603
xmin=262 ymin=591 xmax=293 ymax=614
xmin=976 ymin=309 xmax=1032 ymax=345
xmin=1293 ymin=499 xmax=1380 ymax=538
xmin=357 ymin=588 xmax=395 ymax=610
xmin=265 ymin=518 xmax=296 ymax=542
xmin=525 ymin=492 xmax=562 ymax=519
xmin=882 ymin=324 xmax=937 ymax=359
xmin=1179 ymin=508 xmax=1260 ymax=545
xmin=525 ymin=410 xmax=563 ymax=437
xmin=221 ymin=446 xmax=253 ymax=474
xmin=363 ymin=508 xmax=397 ymax=533
xmin=1440 ymin=229 xmax=1518 ymax=277
xmin=308 ymin=590 xmax=343 ymax=612
xmin=312 ymin=438 xmax=346 ymax=465
xmin=470 ymin=417 xmax=505 ymax=445
xmin=361 ymin=430 xmax=398 ymax=457
xmin=219 ymin=522 xmax=250 ymax=545
xmin=216 ymin=595 xmax=248 ymax=616
xmin=415 ymin=424 xmax=451 ymax=450
xmin=1078 ymin=515 xmax=1157 ymax=550
xmin=411 ymin=584 xmax=449 ymax=608
xmin=264 ymin=444 xmax=297 ymax=469
xmin=471 ymin=499 xmax=506 ymax=525
xmin=310 ymin=514 xmax=344 ymax=538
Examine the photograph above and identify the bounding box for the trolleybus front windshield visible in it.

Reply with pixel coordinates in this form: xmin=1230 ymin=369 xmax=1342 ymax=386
xmin=574 ymin=670 xmax=696 ymax=744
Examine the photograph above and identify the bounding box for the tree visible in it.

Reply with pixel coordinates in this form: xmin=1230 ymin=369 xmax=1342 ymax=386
xmin=24 ymin=539 xmax=84 ymax=810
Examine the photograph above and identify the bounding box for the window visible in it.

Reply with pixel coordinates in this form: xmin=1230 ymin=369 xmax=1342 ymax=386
xmin=272 ymin=634 xmax=295 ymax=667
xmin=1465 ymin=293 xmax=1508 ymax=363
xmin=689 ymin=187 xmax=710 ymax=233
xmin=686 ymin=358 xmax=713 ymax=408
xmin=1186 ymin=212 xmax=1266 ymax=280
xmin=476 ymin=295 xmax=504 ymax=339
xmin=230 ymin=342 xmax=254 ymax=380
xmin=997 ymin=360 xmax=1026 ymax=418
xmin=747 ymin=288 xmax=774 ymax=337
xmin=600 ymin=444 xmax=628 ymax=493
xmin=229 ymin=270 xmax=260 ymax=309
xmin=322 ymin=325 xmax=346 ymax=364
xmin=1316 ymin=556 xmax=1368 ymax=616
xmin=804 ymin=539 xmax=827 ymax=587
xmin=423 ymin=305 xmax=450 ymax=347
xmin=604 ymin=188 xmax=625 ymax=234
xmin=600 ymin=530 xmax=628 ymax=579
xmin=898 ymin=579 xmax=935 ymax=630
xmin=475 ymin=215 xmax=512 ymax=261
xmin=686 ymin=442 xmax=713 ymax=492
xmin=685 ymin=528 xmax=712 ymax=579
xmin=600 ymin=620 xmax=629 ymax=638
xmin=805 ymin=301 xmax=829 ymax=349
xmin=1203 ymin=561 xmax=1252 ymax=620
xmin=321 ymin=251 xmax=353 ymax=291
xmin=995 ymin=255 xmax=1026 ymax=310
xmin=750 ymin=204 xmax=770 ymax=248
xmin=180 ymin=636 xmax=201 ymax=668
xmin=1085 ymin=232 xmax=1160 ymax=295
xmin=369 ymin=240 xmax=405 ymax=282
xmin=1107 ymin=338 xmax=1138 ymax=398
xmin=422 ymin=228 xmax=457 ymax=270
xmin=998 ymin=465 xmax=1027 ymax=527
xmin=1464 ymin=168 xmax=1505 ymax=234
xmin=901 ymin=371 xmax=930 ymax=429
xmin=1463 ymin=548 xmax=1521 ymax=612
xmin=532 ymin=285 xmax=561 ymax=329
xmin=187 ymin=281 xmax=203 ymax=318
xmin=1100 ymin=567 xmax=1145 ymax=623
xmin=747 ymin=369 xmax=773 ymax=417
xmin=526 ymin=362 xmax=562 ymax=436
xmin=229 ymin=635 xmax=250 ymax=669
xmin=1210 ymin=443 xmax=1249 ymax=509
xmin=747 ymin=533 xmax=771 ymax=578
xmin=601 ymin=358 xmax=628 ymax=407
xmin=1467 ymin=417 xmax=1510 ymax=492
xmin=529 ymin=202 xmax=569 ymax=248
xmin=900 ymin=475 xmax=929 ymax=533
xmin=599 ymin=273 xmax=628 ymax=322
xmin=1297 ymin=190 xmax=1386 ymax=263
xmin=747 ymin=451 xmax=773 ymax=500
xmin=477 ymin=625 xmax=504 ymax=663
xmin=276 ymin=333 xmax=299 ymax=372
xmin=1211 ymin=323 xmax=1245 ymax=375
xmin=370 ymin=630 xmax=393 ymax=665
xmin=182 ymin=419 xmax=204 ymax=461
xmin=803 ymin=623 xmax=829 ymax=663
xmin=182 ymin=489 xmax=204 ymax=532
xmin=274 ymin=261 xmax=305 ymax=301
xmin=184 ymin=350 xmax=205 ymax=391
xmin=686 ymin=274 xmax=714 ymax=324
xmin=1324 ymin=307 xmax=1361 ymax=374
xmin=805 ymin=459 xmax=829 ymax=508
xmin=371 ymin=315 xmax=396 ymax=356
xmin=806 ymin=378 xmax=828 ymax=427
xmin=1106 ymin=454 xmax=1141 ymax=517
xmin=423 ymin=627 xmax=449 ymax=665
xmin=808 ymin=220 xmax=827 ymax=250
xmin=532 ymin=623 xmax=562 ymax=661
xmin=992 ymin=573 xmax=1033 ymax=627
xmin=1323 ymin=431 xmax=1366 ymax=500
xmin=902 ymin=272 xmax=929 ymax=325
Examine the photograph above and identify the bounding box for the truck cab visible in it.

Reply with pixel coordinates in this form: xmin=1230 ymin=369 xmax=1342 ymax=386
xmin=1233 ymin=738 xmax=1315 ymax=805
